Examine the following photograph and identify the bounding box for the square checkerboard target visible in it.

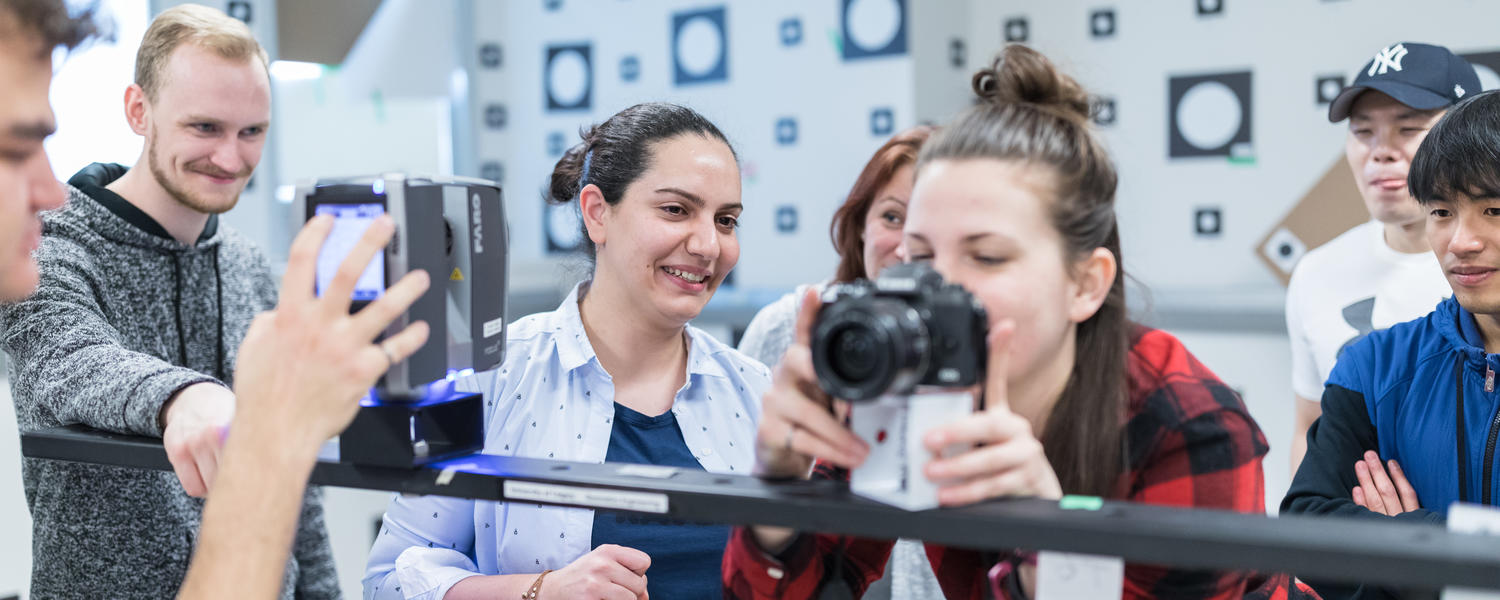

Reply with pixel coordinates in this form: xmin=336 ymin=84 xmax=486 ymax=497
xmin=1091 ymin=96 xmax=1117 ymax=126
xmin=673 ymin=6 xmax=729 ymax=85
xmin=869 ymin=107 xmax=894 ymax=136
xmin=840 ymin=0 xmax=908 ymax=60
xmin=228 ymin=0 xmax=251 ymax=23
xmin=1262 ymin=227 xmax=1306 ymax=275
xmin=619 ymin=55 xmax=641 ymax=83
xmin=1168 ymin=71 xmax=1252 ymax=159
xmin=780 ymin=17 xmax=803 ymax=47
xmin=1315 ymin=75 xmax=1345 ymax=105
xmin=775 ymin=205 xmax=799 ymax=234
xmin=479 ymin=43 xmax=502 ymax=69
xmin=484 ymin=104 xmax=507 ymax=130
xmin=480 ymin=161 xmax=504 ymax=186
xmin=545 ymin=43 xmax=592 ymax=111
xmin=775 ymin=118 xmax=798 ymax=146
xmin=1004 ymin=17 xmax=1028 ymax=43
xmin=545 ymin=201 xmax=585 ymax=253
xmin=1090 ymin=9 xmax=1116 ymax=38
xmin=1194 ymin=207 xmax=1222 ymax=237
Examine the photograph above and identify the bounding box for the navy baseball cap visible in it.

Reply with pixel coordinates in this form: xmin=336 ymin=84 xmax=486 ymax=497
xmin=1328 ymin=42 xmax=1481 ymax=122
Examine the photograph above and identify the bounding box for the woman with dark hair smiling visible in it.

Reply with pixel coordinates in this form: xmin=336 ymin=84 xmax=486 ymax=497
xmin=365 ymin=102 xmax=770 ymax=600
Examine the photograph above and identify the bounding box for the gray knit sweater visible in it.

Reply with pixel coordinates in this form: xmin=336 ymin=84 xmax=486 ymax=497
xmin=1 ymin=163 xmax=340 ymax=599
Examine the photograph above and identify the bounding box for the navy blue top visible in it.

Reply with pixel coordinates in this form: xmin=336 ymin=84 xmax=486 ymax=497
xmin=591 ymin=402 xmax=729 ymax=598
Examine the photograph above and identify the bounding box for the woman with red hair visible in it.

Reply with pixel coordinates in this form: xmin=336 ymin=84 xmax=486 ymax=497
xmin=737 ymin=125 xmax=941 ymax=598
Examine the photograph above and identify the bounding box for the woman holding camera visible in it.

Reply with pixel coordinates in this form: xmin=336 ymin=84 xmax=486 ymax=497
xmin=723 ymin=46 xmax=1281 ymax=599
xmin=736 ymin=124 xmax=946 ymax=599
xmin=364 ymin=102 xmax=770 ymax=600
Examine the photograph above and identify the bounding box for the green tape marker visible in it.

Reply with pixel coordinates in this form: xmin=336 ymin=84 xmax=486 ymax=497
xmin=1060 ymin=495 xmax=1103 ymax=511
xmin=371 ymin=89 xmax=385 ymax=124
xmin=827 ymin=28 xmax=843 ymax=55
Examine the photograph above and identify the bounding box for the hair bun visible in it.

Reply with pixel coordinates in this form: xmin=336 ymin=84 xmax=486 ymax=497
xmin=972 ymin=44 xmax=1091 ymax=122
xmin=545 ymin=125 xmax=601 ymax=206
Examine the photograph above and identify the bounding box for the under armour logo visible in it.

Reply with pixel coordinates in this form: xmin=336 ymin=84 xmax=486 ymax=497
xmin=1457 ymin=84 xmax=1467 ymax=98
xmin=1368 ymin=44 xmax=1408 ymax=77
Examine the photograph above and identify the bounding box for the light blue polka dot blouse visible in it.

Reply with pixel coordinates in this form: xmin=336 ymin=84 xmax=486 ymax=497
xmin=362 ymin=283 xmax=771 ymax=600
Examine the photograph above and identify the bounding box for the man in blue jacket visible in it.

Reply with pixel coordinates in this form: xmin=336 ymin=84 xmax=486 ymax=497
xmin=1282 ymin=89 xmax=1500 ymax=598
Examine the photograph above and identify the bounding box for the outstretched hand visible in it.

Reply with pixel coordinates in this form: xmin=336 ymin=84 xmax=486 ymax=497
xmin=230 ymin=214 xmax=431 ymax=449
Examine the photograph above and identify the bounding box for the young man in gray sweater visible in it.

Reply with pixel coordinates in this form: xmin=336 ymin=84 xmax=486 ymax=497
xmin=0 ymin=4 xmax=338 ymax=598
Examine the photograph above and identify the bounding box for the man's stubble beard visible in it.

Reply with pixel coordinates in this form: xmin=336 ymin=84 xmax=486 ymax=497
xmin=146 ymin=132 xmax=245 ymax=216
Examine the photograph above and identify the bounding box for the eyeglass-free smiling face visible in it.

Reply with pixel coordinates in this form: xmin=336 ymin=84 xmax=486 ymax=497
xmin=582 ymin=134 xmax=742 ymax=329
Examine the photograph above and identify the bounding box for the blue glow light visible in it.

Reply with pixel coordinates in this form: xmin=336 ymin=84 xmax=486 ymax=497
xmin=444 ymin=368 xmax=476 ymax=381
xmin=372 ymin=179 xmax=385 ymax=195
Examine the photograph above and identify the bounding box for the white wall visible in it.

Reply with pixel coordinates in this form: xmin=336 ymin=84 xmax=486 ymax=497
xmin=470 ymin=0 xmax=919 ymax=292
xmin=0 ymin=381 xmax=31 ymax=599
xmin=44 ymin=0 xmax=149 ymax=181
xmin=967 ymin=0 xmax=1500 ymax=313
xmin=956 ymin=0 xmax=1500 ymax=516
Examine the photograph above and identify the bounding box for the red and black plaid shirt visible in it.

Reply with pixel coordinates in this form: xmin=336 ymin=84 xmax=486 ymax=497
xmin=723 ymin=326 xmax=1314 ymax=599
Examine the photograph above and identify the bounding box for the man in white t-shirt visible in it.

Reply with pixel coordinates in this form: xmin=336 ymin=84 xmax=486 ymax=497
xmin=1286 ymin=42 xmax=1480 ymax=472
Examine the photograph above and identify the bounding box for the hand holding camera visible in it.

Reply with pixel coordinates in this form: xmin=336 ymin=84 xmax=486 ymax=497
xmin=754 ymin=262 xmax=1061 ymax=508
xmin=753 ymin=287 xmax=869 ymax=480
xmin=921 ymin=321 xmax=1063 ymax=506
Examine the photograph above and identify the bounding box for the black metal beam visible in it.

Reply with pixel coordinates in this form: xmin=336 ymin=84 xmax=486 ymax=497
xmin=20 ymin=425 xmax=1500 ymax=591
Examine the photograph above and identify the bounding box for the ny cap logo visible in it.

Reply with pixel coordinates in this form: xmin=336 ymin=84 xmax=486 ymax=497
xmin=1369 ymin=43 xmax=1408 ymax=77
xmin=1457 ymin=84 xmax=1467 ymax=98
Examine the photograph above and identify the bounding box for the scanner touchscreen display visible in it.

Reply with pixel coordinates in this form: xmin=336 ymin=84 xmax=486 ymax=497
xmin=315 ymin=203 xmax=385 ymax=301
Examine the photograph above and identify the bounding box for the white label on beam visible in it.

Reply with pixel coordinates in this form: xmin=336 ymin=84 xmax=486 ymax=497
xmin=503 ymin=480 xmax=669 ymax=514
xmin=1444 ymin=503 xmax=1500 ymax=600
xmin=1037 ymin=551 xmax=1124 ymax=600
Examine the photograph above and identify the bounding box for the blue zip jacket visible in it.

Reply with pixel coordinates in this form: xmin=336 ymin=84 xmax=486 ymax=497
xmin=1282 ymin=295 xmax=1497 ymax=598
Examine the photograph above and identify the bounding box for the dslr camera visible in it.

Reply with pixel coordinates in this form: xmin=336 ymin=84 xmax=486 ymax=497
xmin=811 ymin=261 xmax=987 ymax=401
xmin=809 ymin=262 xmax=988 ymax=510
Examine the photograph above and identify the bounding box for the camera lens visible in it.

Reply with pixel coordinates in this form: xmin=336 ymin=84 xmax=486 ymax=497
xmin=811 ymin=298 xmax=929 ymax=401
xmin=829 ymin=327 xmax=879 ymax=383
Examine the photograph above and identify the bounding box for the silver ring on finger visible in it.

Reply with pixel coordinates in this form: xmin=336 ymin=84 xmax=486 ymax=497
xmin=379 ymin=342 xmax=398 ymax=367
xmin=783 ymin=423 xmax=798 ymax=452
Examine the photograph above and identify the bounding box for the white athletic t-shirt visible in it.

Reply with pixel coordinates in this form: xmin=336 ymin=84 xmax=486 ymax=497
xmin=1285 ymin=220 xmax=1451 ymax=400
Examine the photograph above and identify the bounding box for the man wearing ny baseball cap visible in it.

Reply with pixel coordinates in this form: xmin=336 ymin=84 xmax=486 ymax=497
xmin=1282 ymin=42 xmax=1490 ymax=599
xmin=1284 ymin=42 xmax=1479 ymax=478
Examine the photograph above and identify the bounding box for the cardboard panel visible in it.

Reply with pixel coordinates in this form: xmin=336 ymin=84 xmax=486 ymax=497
xmin=1254 ymin=157 xmax=1370 ymax=285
